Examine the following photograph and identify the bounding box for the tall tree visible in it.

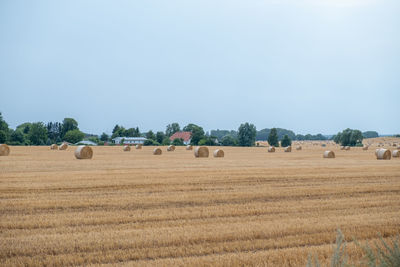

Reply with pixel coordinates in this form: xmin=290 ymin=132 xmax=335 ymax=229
xmin=63 ymin=129 xmax=85 ymax=144
xmin=183 ymin=123 xmax=205 ymax=145
xmin=166 ymin=123 xmax=180 ymax=137
xmin=28 ymin=122 xmax=48 ymax=145
xmin=334 ymin=128 xmax=363 ymax=146
xmin=47 ymin=122 xmax=62 ymax=142
xmin=280 ymin=134 xmax=292 ymax=147
xmin=156 ymin=131 xmax=165 ymax=144
xmin=146 ymin=130 xmax=156 ymax=140
xmin=0 ymin=112 xmax=9 ymax=143
xmin=237 ymin=123 xmax=256 ymax=147
xmin=268 ymin=128 xmax=279 ymax=147
xmin=61 ymin=118 xmax=78 ymax=138
xmin=100 ymin=132 xmax=109 ymax=142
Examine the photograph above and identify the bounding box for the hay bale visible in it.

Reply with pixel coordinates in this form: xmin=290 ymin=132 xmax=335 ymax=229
xmin=284 ymin=146 xmax=292 ymax=152
xmin=0 ymin=144 xmax=10 ymax=156
xmin=50 ymin=144 xmax=58 ymax=150
xmin=362 ymin=146 xmax=369 ymax=151
xmin=345 ymin=146 xmax=350 ymax=150
xmin=167 ymin=145 xmax=175 ymax=151
xmin=194 ymin=146 xmax=209 ymax=158
xmin=153 ymin=148 xmax=162 ymax=155
xmin=296 ymin=146 xmax=302 ymax=151
xmin=376 ymin=148 xmax=391 ymax=160
xmin=323 ymin=151 xmax=335 ymax=158
xmin=268 ymin=147 xmax=275 ymax=152
xmin=123 ymin=145 xmax=131 ymax=151
xmin=186 ymin=145 xmax=193 ymax=150
xmin=135 ymin=144 xmax=142 ymax=149
xmin=340 ymin=146 xmax=345 ymax=150
xmin=59 ymin=143 xmax=68 ymax=150
xmin=74 ymin=145 xmax=93 ymax=159
xmin=392 ymin=150 xmax=399 ymax=158
xmin=213 ymin=149 xmax=224 ymax=158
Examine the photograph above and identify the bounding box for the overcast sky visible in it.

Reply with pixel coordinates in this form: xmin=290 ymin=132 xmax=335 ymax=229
xmin=1 ymin=0 xmax=399 ymax=135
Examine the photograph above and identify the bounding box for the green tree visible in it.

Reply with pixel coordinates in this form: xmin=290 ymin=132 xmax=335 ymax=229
xmin=268 ymin=128 xmax=279 ymax=147
xmin=280 ymin=134 xmax=292 ymax=147
xmin=0 ymin=130 xmax=6 ymax=143
xmin=61 ymin=118 xmax=78 ymax=138
xmin=47 ymin=122 xmax=62 ymax=143
xmin=100 ymin=132 xmax=109 ymax=142
xmin=162 ymin=137 xmax=171 ymax=145
xmin=156 ymin=131 xmax=165 ymax=144
xmin=146 ymin=130 xmax=156 ymax=141
xmin=28 ymin=122 xmax=48 ymax=145
xmin=166 ymin=123 xmax=180 ymax=137
xmin=172 ymin=138 xmax=184 ymax=146
xmin=221 ymin=135 xmax=237 ymax=146
xmin=64 ymin=129 xmax=85 ymax=144
xmin=362 ymin=131 xmax=379 ymax=138
xmin=334 ymin=128 xmax=363 ymax=146
xmin=183 ymin=123 xmax=205 ymax=145
xmin=237 ymin=122 xmax=256 ymax=147
xmin=10 ymin=130 xmax=25 ymax=144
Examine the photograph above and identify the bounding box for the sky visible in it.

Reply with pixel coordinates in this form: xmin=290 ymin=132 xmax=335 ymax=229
xmin=0 ymin=0 xmax=399 ymax=135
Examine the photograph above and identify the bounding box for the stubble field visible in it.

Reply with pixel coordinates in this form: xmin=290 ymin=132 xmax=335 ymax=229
xmin=1 ymin=142 xmax=399 ymax=266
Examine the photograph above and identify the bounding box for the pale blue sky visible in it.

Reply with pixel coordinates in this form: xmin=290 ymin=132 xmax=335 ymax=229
xmin=1 ymin=0 xmax=399 ymax=135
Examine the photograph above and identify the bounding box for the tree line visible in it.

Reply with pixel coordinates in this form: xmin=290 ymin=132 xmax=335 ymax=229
xmin=0 ymin=112 xmax=384 ymax=147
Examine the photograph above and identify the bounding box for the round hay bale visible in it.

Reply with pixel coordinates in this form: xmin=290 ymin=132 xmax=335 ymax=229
xmin=153 ymin=148 xmax=162 ymax=155
xmin=344 ymin=146 xmax=350 ymax=150
xmin=376 ymin=148 xmax=391 ymax=160
xmin=284 ymin=146 xmax=292 ymax=152
xmin=392 ymin=150 xmax=399 ymax=158
xmin=323 ymin=151 xmax=335 ymax=158
xmin=167 ymin=145 xmax=175 ymax=151
xmin=135 ymin=144 xmax=142 ymax=149
xmin=340 ymin=146 xmax=345 ymax=150
xmin=375 ymin=148 xmax=381 ymax=157
xmin=50 ymin=144 xmax=58 ymax=150
xmin=194 ymin=146 xmax=209 ymax=158
xmin=213 ymin=149 xmax=224 ymax=158
xmin=296 ymin=146 xmax=302 ymax=151
xmin=362 ymin=146 xmax=369 ymax=151
xmin=59 ymin=143 xmax=68 ymax=150
xmin=397 ymin=146 xmax=400 ymax=150
xmin=74 ymin=145 xmax=93 ymax=159
xmin=186 ymin=145 xmax=193 ymax=150
xmin=268 ymin=147 xmax=275 ymax=152
xmin=123 ymin=145 xmax=131 ymax=151
xmin=0 ymin=144 xmax=10 ymax=156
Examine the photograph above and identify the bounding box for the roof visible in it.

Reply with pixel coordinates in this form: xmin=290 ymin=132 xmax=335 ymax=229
xmin=169 ymin=131 xmax=192 ymax=142
xmin=75 ymin=140 xmax=98 ymax=146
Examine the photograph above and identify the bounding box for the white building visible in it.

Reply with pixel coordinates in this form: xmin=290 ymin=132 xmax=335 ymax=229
xmin=112 ymin=137 xmax=147 ymax=145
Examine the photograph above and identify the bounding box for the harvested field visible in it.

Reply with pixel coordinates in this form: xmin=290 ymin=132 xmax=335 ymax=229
xmin=0 ymin=145 xmax=399 ymax=266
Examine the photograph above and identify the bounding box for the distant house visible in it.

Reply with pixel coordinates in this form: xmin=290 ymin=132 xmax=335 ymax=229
xmin=112 ymin=137 xmax=147 ymax=145
xmin=75 ymin=140 xmax=98 ymax=146
xmin=169 ymin=131 xmax=192 ymax=145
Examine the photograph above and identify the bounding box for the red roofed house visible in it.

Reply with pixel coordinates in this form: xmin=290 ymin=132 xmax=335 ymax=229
xmin=169 ymin=131 xmax=192 ymax=145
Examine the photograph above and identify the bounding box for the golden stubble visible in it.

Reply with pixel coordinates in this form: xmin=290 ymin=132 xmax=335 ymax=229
xmin=0 ymin=143 xmax=399 ymax=266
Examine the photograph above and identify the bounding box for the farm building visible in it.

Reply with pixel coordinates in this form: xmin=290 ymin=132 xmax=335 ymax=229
xmin=112 ymin=137 xmax=147 ymax=145
xmin=169 ymin=131 xmax=192 ymax=145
